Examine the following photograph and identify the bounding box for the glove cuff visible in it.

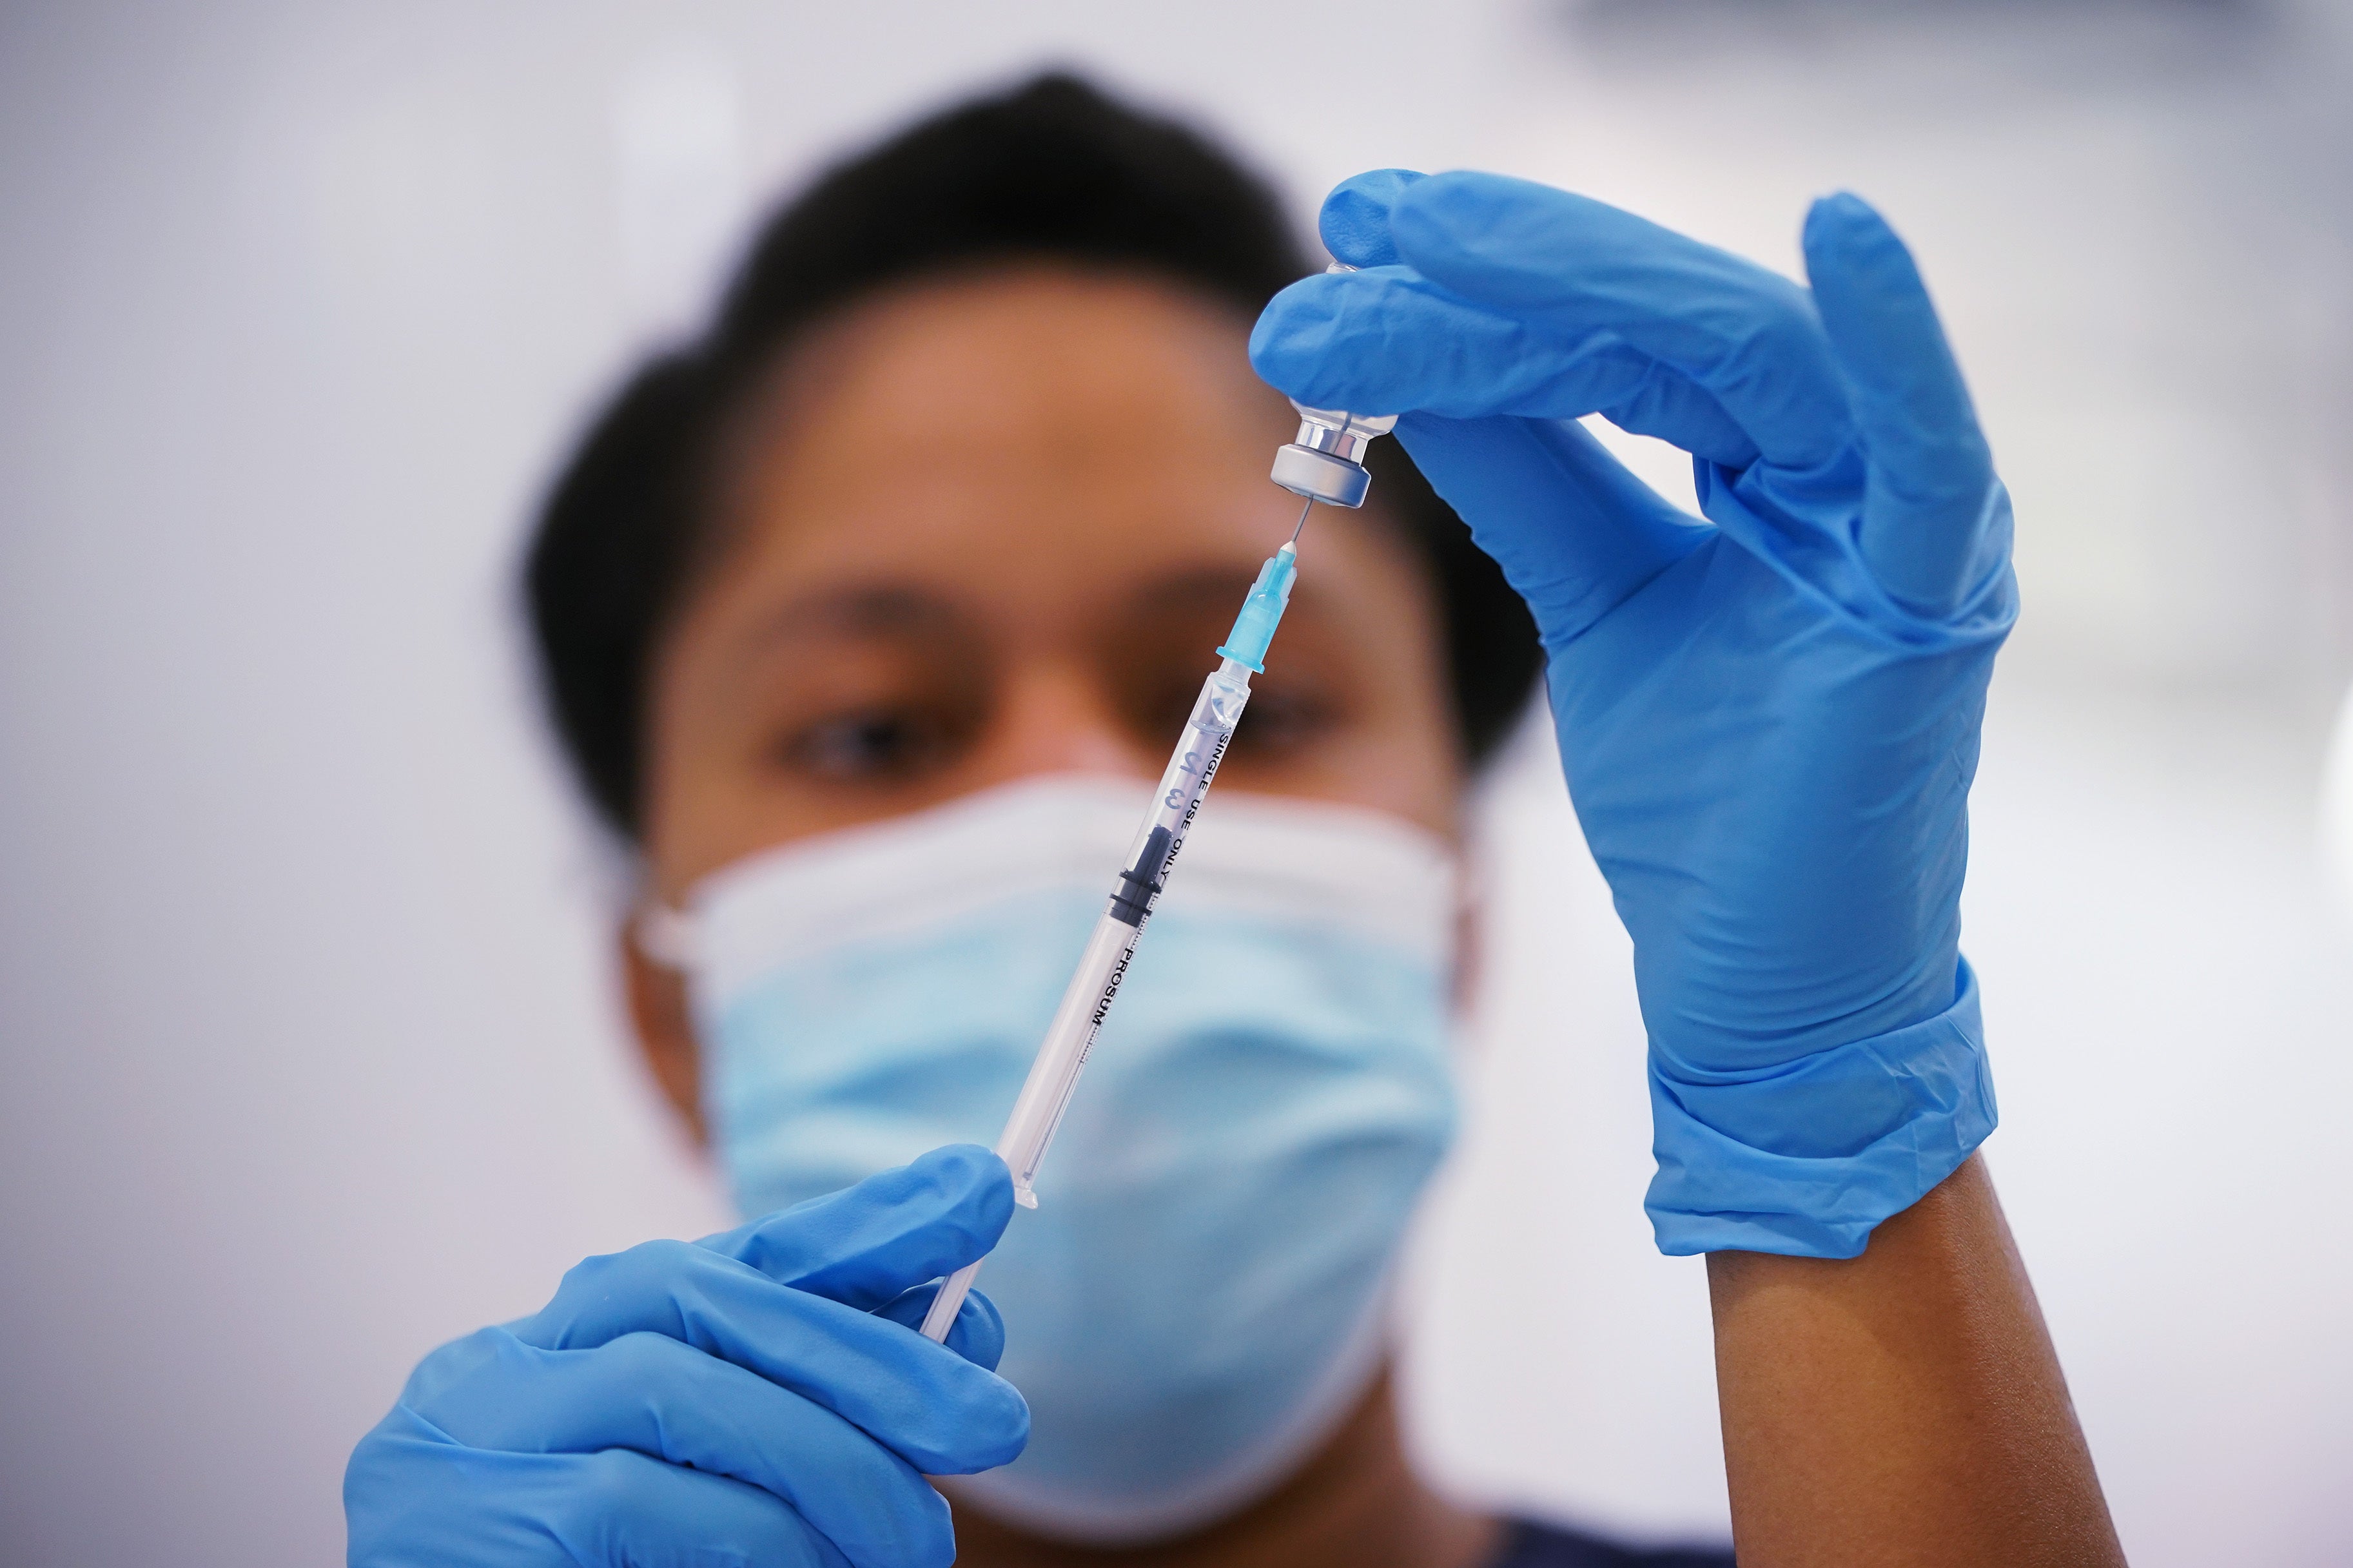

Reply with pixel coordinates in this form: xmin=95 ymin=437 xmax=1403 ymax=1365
xmin=1643 ymin=958 xmax=1997 ymax=1259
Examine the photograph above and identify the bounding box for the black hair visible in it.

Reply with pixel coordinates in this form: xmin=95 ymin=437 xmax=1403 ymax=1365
xmin=525 ymin=72 xmax=1541 ymax=840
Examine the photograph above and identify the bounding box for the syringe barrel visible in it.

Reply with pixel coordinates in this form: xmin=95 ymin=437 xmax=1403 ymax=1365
xmin=994 ymin=912 xmax=1134 ymax=1204
xmin=1125 ymin=659 xmax=1252 ymax=878
xmin=921 ymin=664 xmax=1260 ymax=1343
xmin=992 ymin=659 xmax=1253 ymax=1206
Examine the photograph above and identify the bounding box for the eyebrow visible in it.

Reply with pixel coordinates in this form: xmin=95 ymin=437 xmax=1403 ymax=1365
xmin=1118 ymin=566 xmax=1342 ymax=648
xmin=727 ymin=559 xmax=1314 ymax=659
xmin=731 ymin=584 xmax=965 ymax=656
xmin=1115 ymin=563 xmax=1288 ymax=621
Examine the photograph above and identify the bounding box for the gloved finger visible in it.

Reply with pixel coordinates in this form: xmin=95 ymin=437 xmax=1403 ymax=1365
xmin=346 ymin=1411 xmax=852 ymax=1568
xmin=1801 ymin=193 xmax=2007 ymax=613
xmin=1317 ymin=159 xmax=1766 ymax=469
xmin=1588 ymin=358 xmax=1758 ymax=470
xmin=547 ymin=1448 xmax=852 ymax=1568
xmin=507 ymin=1242 xmax=1028 ymax=1475
xmin=411 ymin=1330 xmax=957 ymax=1568
xmin=1387 ymin=172 xmax=1854 ymax=470
xmin=1392 ymin=411 xmax=1712 ymax=648
xmin=1251 ymin=267 xmax=1759 ymax=467
xmin=875 ymin=1281 xmax=1006 ymax=1371
xmin=698 ymin=1144 xmax=1013 ymax=1311
xmin=1317 ymin=168 xmax=1427 ymax=267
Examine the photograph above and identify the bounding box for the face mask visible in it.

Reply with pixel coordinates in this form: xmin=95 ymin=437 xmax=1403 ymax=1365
xmin=650 ymin=775 xmax=1460 ymax=1544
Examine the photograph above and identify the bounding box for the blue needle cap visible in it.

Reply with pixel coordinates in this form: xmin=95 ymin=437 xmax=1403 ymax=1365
xmin=1215 ymin=543 xmax=1298 ymax=673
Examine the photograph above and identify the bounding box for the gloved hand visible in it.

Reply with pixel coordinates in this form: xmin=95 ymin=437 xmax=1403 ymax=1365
xmin=1251 ymin=172 xmax=2012 ymax=1259
xmin=345 ymin=1145 xmax=1027 ymax=1567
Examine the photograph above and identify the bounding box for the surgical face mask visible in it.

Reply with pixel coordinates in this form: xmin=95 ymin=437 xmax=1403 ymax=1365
xmin=651 ymin=775 xmax=1460 ymax=1544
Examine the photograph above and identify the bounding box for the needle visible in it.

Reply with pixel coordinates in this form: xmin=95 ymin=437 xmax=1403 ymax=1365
xmin=1286 ymin=495 xmax=1313 ymax=547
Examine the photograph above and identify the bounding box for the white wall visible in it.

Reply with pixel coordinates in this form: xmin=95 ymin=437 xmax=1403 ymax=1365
xmin=2 ymin=3 xmax=2346 ymax=1564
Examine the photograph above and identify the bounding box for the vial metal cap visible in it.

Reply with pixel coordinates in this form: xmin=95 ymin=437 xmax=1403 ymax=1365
xmin=1271 ymin=441 xmax=1372 ymax=507
xmin=1269 ymin=402 xmax=1400 ymax=507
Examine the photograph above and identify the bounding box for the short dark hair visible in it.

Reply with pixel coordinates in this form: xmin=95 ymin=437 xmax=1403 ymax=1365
xmin=524 ymin=72 xmax=1541 ymax=840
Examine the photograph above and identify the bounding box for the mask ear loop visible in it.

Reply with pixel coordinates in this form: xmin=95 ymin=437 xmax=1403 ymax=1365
xmin=633 ymin=902 xmax=701 ymax=971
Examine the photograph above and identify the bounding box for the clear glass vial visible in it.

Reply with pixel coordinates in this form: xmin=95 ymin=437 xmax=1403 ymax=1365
xmin=1267 ymin=263 xmax=1398 ymax=508
xmin=1269 ymin=402 xmax=1398 ymax=508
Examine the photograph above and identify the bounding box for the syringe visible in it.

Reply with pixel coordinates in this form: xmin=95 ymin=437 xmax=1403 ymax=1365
xmin=919 ymin=380 xmax=1394 ymax=1345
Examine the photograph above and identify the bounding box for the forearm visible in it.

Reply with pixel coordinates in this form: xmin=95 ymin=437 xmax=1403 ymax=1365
xmin=1706 ymin=1156 xmax=2123 ymax=1567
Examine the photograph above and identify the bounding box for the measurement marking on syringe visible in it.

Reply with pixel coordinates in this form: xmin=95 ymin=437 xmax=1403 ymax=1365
xmin=922 ymin=387 xmax=1394 ymax=1344
xmin=921 ymin=560 xmax=1290 ymax=1341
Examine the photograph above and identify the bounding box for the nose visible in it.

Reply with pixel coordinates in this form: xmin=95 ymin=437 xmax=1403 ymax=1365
xmin=963 ymin=659 xmax=1157 ymax=789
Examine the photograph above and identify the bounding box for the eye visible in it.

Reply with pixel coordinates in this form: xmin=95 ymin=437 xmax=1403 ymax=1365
xmin=1226 ymin=681 xmax=1340 ymax=761
xmin=779 ymin=705 xmax=961 ymax=782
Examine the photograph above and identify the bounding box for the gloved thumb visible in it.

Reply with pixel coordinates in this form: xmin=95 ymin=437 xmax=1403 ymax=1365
xmin=876 ymin=1279 xmax=1008 ymax=1371
xmin=698 ymin=1144 xmax=1015 ymax=1311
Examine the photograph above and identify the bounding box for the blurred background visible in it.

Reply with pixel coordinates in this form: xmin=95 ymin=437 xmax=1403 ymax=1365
xmin=4 ymin=1 xmax=2349 ymax=1563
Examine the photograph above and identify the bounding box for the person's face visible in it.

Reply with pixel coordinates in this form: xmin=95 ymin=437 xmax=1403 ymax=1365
xmin=625 ymin=267 xmax=1463 ymax=1132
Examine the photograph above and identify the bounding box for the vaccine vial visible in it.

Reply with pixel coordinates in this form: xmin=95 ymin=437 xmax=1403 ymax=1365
xmin=1269 ymin=402 xmax=1398 ymax=508
xmin=1267 ymin=264 xmax=1397 ymax=508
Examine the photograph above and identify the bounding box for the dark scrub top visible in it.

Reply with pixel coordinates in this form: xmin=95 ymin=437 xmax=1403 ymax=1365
xmin=1490 ymin=1518 xmax=1737 ymax=1567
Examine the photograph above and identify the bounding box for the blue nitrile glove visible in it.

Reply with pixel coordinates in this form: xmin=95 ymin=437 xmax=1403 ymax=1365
xmin=1252 ymin=172 xmax=2012 ymax=1259
xmin=345 ymin=1145 xmax=1027 ymax=1568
